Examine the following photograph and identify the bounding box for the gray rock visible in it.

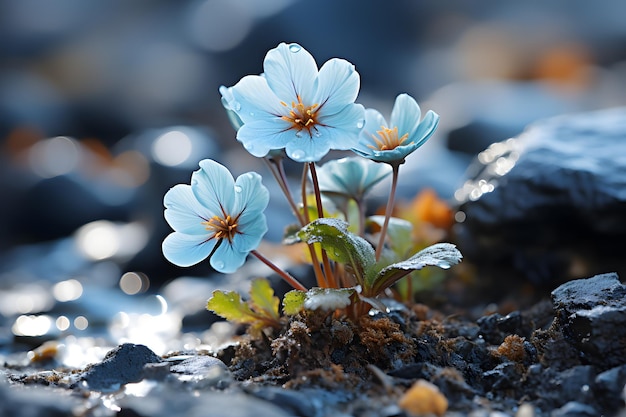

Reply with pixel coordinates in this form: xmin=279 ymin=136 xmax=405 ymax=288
xmin=80 ymin=343 xmax=162 ymax=391
xmin=551 ymin=401 xmax=598 ymax=417
xmin=551 ymin=273 xmax=626 ymax=368
xmin=454 ymin=107 xmax=626 ymax=284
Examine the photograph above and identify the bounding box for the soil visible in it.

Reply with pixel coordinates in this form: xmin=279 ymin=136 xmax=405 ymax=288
xmin=2 ymin=272 xmax=625 ymax=417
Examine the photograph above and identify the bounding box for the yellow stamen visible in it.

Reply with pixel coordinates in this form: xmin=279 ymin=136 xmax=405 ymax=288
xmin=202 ymin=214 xmax=240 ymax=243
xmin=280 ymin=95 xmax=320 ymax=137
xmin=367 ymin=126 xmax=412 ymax=151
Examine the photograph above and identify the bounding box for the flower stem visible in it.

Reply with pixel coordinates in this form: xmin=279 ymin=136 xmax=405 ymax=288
xmin=375 ymin=164 xmax=400 ymax=261
xmin=309 ymin=163 xmax=337 ymax=289
xmin=263 ymin=156 xmax=305 ymax=226
xmin=301 ymin=163 xmax=328 ymax=287
xmin=251 ymin=250 xmax=307 ymax=291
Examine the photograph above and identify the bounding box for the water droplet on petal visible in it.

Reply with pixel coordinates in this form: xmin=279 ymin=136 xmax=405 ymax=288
xmin=244 ymin=142 xmax=255 ymax=152
xmin=357 ymin=120 xmax=365 ymax=129
xmin=437 ymin=261 xmax=451 ymax=270
xmin=249 ymin=112 xmax=255 ymax=117
xmin=233 ymin=102 xmax=241 ymax=111
xmin=290 ymin=150 xmax=305 ymax=160
xmin=295 ymin=131 xmax=303 ymax=138
xmin=289 ymin=44 xmax=301 ymax=53
xmin=234 ymin=185 xmax=242 ymax=193
xmin=213 ymin=260 xmax=225 ymax=270
xmin=314 ymin=131 xmax=321 ymax=138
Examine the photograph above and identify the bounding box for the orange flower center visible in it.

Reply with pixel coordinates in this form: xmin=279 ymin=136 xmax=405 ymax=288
xmin=367 ymin=126 xmax=411 ymax=151
xmin=281 ymin=95 xmax=320 ymax=137
xmin=202 ymin=214 xmax=240 ymax=243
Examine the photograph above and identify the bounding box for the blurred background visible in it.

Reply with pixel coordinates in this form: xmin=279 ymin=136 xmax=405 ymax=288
xmin=1 ymin=0 xmax=626 ymax=351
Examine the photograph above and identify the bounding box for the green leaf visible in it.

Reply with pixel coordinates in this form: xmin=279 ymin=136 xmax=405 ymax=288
xmin=206 ymin=290 xmax=257 ymax=324
xmin=297 ymin=218 xmax=375 ymax=287
xmin=282 ymin=290 xmax=306 ymax=315
xmin=367 ymin=243 xmax=462 ymax=296
xmin=367 ymin=215 xmax=413 ymax=257
xmin=206 ymin=278 xmax=282 ymax=334
xmin=249 ymin=278 xmax=280 ymax=321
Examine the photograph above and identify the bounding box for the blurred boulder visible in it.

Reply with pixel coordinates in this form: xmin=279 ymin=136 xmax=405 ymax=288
xmin=454 ymin=107 xmax=626 ymax=286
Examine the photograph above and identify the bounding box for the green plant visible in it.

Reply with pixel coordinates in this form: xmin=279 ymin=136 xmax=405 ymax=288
xmin=163 ymin=42 xmax=462 ymax=332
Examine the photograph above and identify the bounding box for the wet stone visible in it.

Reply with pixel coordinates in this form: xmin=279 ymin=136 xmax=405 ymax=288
xmin=551 ymin=272 xmax=626 ymax=368
xmin=79 ymin=343 xmax=162 ymax=391
xmin=455 ymin=107 xmax=626 ymax=285
xmin=551 ymin=401 xmax=598 ymax=417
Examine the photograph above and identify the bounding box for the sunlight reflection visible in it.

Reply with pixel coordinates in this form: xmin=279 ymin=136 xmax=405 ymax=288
xmin=53 ymin=279 xmax=84 ymax=302
xmin=119 ymin=272 xmax=150 ymax=295
xmin=152 ymin=130 xmax=193 ymax=166
xmin=75 ymin=220 xmax=149 ymax=261
xmin=28 ymin=136 xmax=80 ymax=178
xmin=74 ymin=316 xmax=89 ymax=330
xmin=12 ymin=315 xmax=53 ymax=336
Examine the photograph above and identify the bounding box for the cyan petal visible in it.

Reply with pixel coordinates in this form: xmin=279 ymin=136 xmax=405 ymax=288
xmin=233 ymin=171 xmax=270 ymax=216
xmin=263 ymin=43 xmax=317 ymax=104
xmin=391 ymin=94 xmax=421 ymax=139
xmin=315 ymin=58 xmax=360 ymax=116
xmin=411 ymin=110 xmax=440 ymax=146
xmin=192 ymin=159 xmax=235 ymax=215
xmin=163 ymin=184 xmax=210 ymax=235
xmin=285 ymin=134 xmax=332 ymax=162
xmin=162 ymin=232 xmax=215 ymax=267
xmin=318 ymin=103 xmax=365 ymax=150
xmin=230 ymin=75 xmax=284 ymax=123
xmin=212 ymin=242 xmax=247 ymax=274
xmin=232 ymin=213 xmax=267 ymax=253
xmin=236 ymin=119 xmax=296 ymax=157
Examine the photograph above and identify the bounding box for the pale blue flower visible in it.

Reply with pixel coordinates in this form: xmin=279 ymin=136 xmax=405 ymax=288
xmin=352 ymin=94 xmax=439 ymax=165
xmin=222 ymin=42 xmax=364 ymax=163
xmin=317 ymin=156 xmax=391 ymax=202
xmin=162 ymin=159 xmax=269 ymax=273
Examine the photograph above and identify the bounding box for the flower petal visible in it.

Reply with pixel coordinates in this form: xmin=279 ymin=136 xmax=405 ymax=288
xmin=233 ymin=171 xmax=270 ymax=216
xmin=212 ymin=242 xmax=248 ymax=273
xmin=391 ymin=94 xmax=421 ymax=138
xmin=230 ymin=75 xmax=285 ymax=123
xmin=284 ymin=134 xmax=332 ymax=162
xmin=191 ymin=159 xmax=235 ymax=215
xmin=232 ymin=212 xmax=267 ymax=253
xmin=317 ymin=103 xmax=365 ymax=150
xmin=411 ymin=110 xmax=440 ymax=146
xmin=236 ymin=118 xmax=297 ymax=157
xmin=263 ymin=42 xmax=317 ymax=103
xmin=163 ymin=184 xmax=210 ymax=235
xmin=162 ymin=232 xmax=215 ymax=267
xmin=314 ymin=58 xmax=360 ymax=116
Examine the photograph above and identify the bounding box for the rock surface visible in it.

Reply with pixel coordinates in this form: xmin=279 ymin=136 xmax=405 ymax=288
xmin=454 ymin=107 xmax=626 ymax=286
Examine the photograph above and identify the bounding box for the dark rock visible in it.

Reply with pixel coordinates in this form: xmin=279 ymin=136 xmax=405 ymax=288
xmin=551 ymin=401 xmax=598 ymax=417
xmin=477 ymin=311 xmax=523 ymax=344
xmin=455 ymin=107 xmax=626 ymax=285
xmin=0 ymin=378 xmax=79 ymax=417
xmin=594 ymin=365 xmax=626 ymax=411
xmin=551 ymin=273 xmax=626 ymax=368
xmin=80 ymin=343 xmax=162 ymax=391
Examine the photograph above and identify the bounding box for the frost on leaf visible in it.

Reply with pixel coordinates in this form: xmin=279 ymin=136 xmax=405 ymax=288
xmin=367 ymin=243 xmax=462 ymax=297
xmin=297 ymin=218 xmax=375 ymax=287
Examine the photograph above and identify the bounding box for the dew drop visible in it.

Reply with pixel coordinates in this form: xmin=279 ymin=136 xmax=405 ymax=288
xmin=234 ymin=185 xmax=242 ymax=193
xmin=290 ymin=150 xmax=305 ymax=160
xmin=314 ymin=131 xmax=322 ymax=138
xmin=437 ymin=261 xmax=451 ymax=270
xmin=213 ymin=260 xmax=225 ymax=270
xmin=249 ymin=112 xmax=255 ymax=117
xmin=357 ymin=119 xmax=365 ymax=129
xmin=233 ymin=102 xmax=241 ymax=111
xmin=295 ymin=131 xmax=303 ymax=138
xmin=244 ymin=142 xmax=255 ymax=152
xmin=289 ymin=44 xmax=301 ymax=53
